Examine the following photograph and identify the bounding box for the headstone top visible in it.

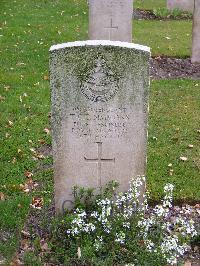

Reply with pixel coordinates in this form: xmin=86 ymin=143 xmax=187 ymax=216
xmin=89 ymin=0 xmax=133 ymax=42
xmin=50 ymin=40 xmax=150 ymax=53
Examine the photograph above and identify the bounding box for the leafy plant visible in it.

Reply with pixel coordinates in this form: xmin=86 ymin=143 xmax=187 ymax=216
xmin=48 ymin=177 xmax=198 ymax=265
xmin=153 ymin=8 xmax=192 ymax=19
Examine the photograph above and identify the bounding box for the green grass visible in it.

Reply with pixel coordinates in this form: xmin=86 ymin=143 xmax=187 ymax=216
xmin=134 ymin=20 xmax=192 ymax=57
xmin=148 ymin=79 xmax=200 ymax=202
xmin=0 ymin=0 xmax=199 ymax=263
xmin=134 ymin=0 xmax=166 ymax=10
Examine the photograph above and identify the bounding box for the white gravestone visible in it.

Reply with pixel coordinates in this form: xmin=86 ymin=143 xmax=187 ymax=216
xmin=167 ymin=0 xmax=194 ymax=12
xmin=192 ymin=0 xmax=200 ymax=63
xmin=50 ymin=40 xmax=150 ymax=213
xmin=89 ymin=0 xmax=133 ymax=42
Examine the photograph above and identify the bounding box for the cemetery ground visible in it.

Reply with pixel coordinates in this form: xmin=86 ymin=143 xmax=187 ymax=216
xmin=0 ymin=0 xmax=199 ymax=265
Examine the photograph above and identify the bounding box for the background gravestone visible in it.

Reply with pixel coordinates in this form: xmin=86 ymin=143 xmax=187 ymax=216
xmin=50 ymin=41 xmax=150 ymax=213
xmin=191 ymin=0 xmax=200 ymax=63
xmin=167 ymin=0 xmax=194 ymax=12
xmin=89 ymin=0 xmax=133 ymax=42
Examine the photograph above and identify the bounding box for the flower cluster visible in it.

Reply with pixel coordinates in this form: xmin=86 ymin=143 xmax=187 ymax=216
xmin=64 ymin=177 xmax=197 ymax=265
xmin=137 ymin=183 xmax=197 ymax=264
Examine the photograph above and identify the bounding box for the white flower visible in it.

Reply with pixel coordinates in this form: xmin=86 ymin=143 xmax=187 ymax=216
xmin=164 ymin=184 xmax=174 ymax=192
xmin=115 ymin=232 xmax=126 ymax=244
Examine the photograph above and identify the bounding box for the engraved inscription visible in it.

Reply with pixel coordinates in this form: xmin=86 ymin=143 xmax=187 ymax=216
xmin=81 ymin=57 xmax=119 ymax=102
xmin=104 ymin=18 xmax=118 ymax=39
xmin=84 ymin=142 xmax=115 ymax=187
xmin=70 ymin=106 xmax=130 ymax=140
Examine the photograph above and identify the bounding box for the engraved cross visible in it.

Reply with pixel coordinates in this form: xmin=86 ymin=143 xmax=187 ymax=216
xmin=104 ymin=18 xmax=118 ymax=40
xmin=84 ymin=142 xmax=115 ymax=187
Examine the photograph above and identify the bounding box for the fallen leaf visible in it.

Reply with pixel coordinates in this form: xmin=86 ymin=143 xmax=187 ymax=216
xmin=20 ymin=239 xmax=29 ymax=250
xmin=24 ymin=171 xmax=33 ymax=178
xmin=30 ymin=196 xmax=44 ymax=209
xmin=5 ymin=132 xmax=10 ymax=138
xmin=38 ymin=139 xmax=46 ymax=144
xmin=180 ymin=156 xmax=188 ymax=161
xmin=0 ymin=95 xmax=5 ymax=101
xmin=17 ymin=149 xmax=24 ymax=159
xmin=169 ymin=169 xmax=174 ymax=176
xmin=21 ymin=230 xmax=30 ymax=238
xmin=188 ymin=144 xmax=194 ymax=149
xmin=77 ymin=247 xmax=81 ymax=259
xmin=0 ymin=192 xmax=5 ymax=201
xmin=7 ymin=120 xmax=13 ymax=127
xmin=4 ymin=85 xmax=10 ymax=91
xmin=12 ymin=157 xmax=16 ymax=164
xmin=44 ymin=128 xmax=50 ymax=134
xmin=43 ymin=75 xmax=49 ymax=80
xmin=30 ymin=148 xmax=35 ymax=153
xmin=10 ymin=258 xmax=22 ymax=266
xmin=40 ymin=239 xmax=50 ymax=252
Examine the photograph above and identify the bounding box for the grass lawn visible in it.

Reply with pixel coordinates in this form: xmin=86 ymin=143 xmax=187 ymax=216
xmin=0 ymin=0 xmax=199 ymax=263
xmin=148 ymin=79 xmax=200 ymax=202
xmin=134 ymin=20 xmax=192 ymax=57
xmin=134 ymin=0 xmax=166 ymax=10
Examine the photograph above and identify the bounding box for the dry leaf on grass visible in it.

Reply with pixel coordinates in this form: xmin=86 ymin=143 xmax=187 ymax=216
xmin=30 ymin=196 xmax=44 ymax=209
xmin=180 ymin=156 xmax=188 ymax=161
xmin=43 ymin=75 xmax=49 ymax=80
xmin=40 ymin=239 xmax=50 ymax=252
xmin=24 ymin=171 xmax=33 ymax=178
xmin=21 ymin=230 xmax=30 ymax=238
xmin=0 ymin=192 xmax=5 ymax=201
xmin=188 ymin=144 xmax=194 ymax=148
xmin=0 ymin=95 xmax=5 ymax=101
xmin=7 ymin=120 xmax=13 ymax=127
xmin=43 ymin=128 xmax=50 ymax=134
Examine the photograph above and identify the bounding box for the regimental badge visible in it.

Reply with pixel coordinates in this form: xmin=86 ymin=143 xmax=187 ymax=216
xmin=80 ymin=57 xmax=119 ymax=102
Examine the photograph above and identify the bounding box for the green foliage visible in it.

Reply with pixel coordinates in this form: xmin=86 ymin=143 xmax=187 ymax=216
xmin=43 ymin=179 xmax=197 ymax=265
xmin=153 ymin=8 xmax=192 ymax=19
xmin=23 ymin=251 xmax=42 ymax=266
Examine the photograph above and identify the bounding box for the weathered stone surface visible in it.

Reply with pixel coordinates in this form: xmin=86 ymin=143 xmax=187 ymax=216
xmin=50 ymin=40 xmax=150 ymax=213
xmin=89 ymin=0 xmax=133 ymax=42
xmin=192 ymin=0 xmax=200 ymax=63
xmin=167 ymin=0 xmax=194 ymax=12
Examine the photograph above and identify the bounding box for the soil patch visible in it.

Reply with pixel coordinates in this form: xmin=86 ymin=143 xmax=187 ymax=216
xmin=150 ymin=57 xmax=200 ymax=80
xmin=133 ymin=8 xmax=192 ymax=20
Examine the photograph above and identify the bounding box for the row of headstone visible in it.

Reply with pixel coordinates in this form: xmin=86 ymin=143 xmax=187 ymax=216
xmin=50 ymin=0 xmax=150 ymax=213
xmin=167 ymin=0 xmax=194 ymax=12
